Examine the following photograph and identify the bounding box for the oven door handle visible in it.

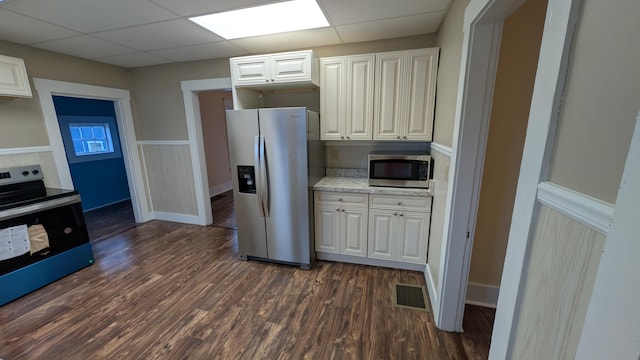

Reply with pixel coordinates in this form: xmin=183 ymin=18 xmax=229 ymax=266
xmin=0 ymin=195 xmax=81 ymax=222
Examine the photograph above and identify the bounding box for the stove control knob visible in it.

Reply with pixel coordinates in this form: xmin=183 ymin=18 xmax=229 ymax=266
xmin=22 ymin=171 xmax=29 ymax=176
xmin=32 ymin=169 xmax=39 ymax=175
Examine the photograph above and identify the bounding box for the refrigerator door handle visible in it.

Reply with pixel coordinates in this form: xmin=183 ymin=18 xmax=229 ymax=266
xmin=259 ymin=135 xmax=270 ymax=217
xmin=254 ymin=135 xmax=265 ymax=217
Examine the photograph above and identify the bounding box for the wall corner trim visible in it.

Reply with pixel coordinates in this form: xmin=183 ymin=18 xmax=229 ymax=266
xmin=425 ymin=265 xmax=440 ymax=318
xmin=537 ymin=181 xmax=614 ymax=235
xmin=430 ymin=142 xmax=453 ymax=157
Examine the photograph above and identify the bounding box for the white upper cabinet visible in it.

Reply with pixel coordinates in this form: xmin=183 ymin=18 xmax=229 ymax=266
xmin=319 ymin=54 xmax=374 ymax=141
xmin=230 ymin=50 xmax=318 ymax=88
xmin=0 ymin=55 xmax=32 ymax=98
xmin=373 ymin=48 xmax=439 ymax=141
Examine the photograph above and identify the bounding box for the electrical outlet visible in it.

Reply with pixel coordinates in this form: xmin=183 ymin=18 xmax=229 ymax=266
xmin=330 ymin=149 xmax=339 ymax=161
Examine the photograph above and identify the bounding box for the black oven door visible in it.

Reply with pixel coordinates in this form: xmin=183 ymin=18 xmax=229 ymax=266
xmin=0 ymin=195 xmax=90 ymax=276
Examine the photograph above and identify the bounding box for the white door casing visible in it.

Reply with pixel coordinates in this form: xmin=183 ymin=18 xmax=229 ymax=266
xmin=180 ymin=78 xmax=233 ymax=226
xmin=33 ymin=78 xmax=150 ymax=223
xmin=434 ymin=0 xmax=581 ymax=348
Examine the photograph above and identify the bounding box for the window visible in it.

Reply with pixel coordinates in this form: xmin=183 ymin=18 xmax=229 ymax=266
xmin=69 ymin=123 xmax=114 ymax=156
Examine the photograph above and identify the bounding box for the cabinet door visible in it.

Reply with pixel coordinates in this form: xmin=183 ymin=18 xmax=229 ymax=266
xmin=397 ymin=211 xmax=430 ymax=264
xmin=404 ymin=49 xmax=439 ymax=141
xmin=345 ymin=55 xmax=374 ymax=140
xmin=367 ymin=209 xmax=396 ymax=260
xmin=231 ymin=56 xmax=270 ymax=86
xmin=342 ymin=207 xmax=368 ymax=257
xmin=315 ymin=205 xmax=341 ymax=254
xmin=270 ymin=51 xmax=312 ymax=83
xmin=320 ymin=57 xmax=345 ymax=141
xmin=0 ymin=55 xmax=32 ymax=97
xmin=373 ymin=52 xmax=404 ymax=140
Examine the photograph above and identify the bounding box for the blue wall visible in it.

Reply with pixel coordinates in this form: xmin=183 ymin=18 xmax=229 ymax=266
xmin=53 ymin=96 xmax=130 ymax=211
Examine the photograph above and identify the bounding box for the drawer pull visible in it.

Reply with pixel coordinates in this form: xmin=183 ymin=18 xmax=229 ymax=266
xmin=335 ymin=208 xmax=340 ymax=211
xmin=393 ymin=212 xmax=398 ymax=216
xmin=397 ymin=201 xmax=402 ymax=205
xmin=338 ymin=198 xmax=343 ymax=201
xmin=399 ymin=213 xmax=404 ymax=217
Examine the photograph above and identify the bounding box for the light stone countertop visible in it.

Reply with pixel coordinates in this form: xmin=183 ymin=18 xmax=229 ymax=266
xmin=313 ymin=177 xmax=432 ymax=197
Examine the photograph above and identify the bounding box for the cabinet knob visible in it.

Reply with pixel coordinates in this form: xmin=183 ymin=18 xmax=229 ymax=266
xmin=400 ymin=213 xmax=404 ymax=217
xmin=396 ymin=136 xmax=401 ymax=139
xmin=340 ymin=136 xmax=345 ymax=139
xmin=335 ymin=208 xmax=340 ymax=211
xmin=346 ymin=136 xmax=350 ymax=140
xmin=265 ymin=79 xmax=269 ymax=82
xmin=338 ymin=198 xmax=343 ymax=201
xmin=403 ymin=136 xmax=407 ymax=139
xmin=342 ymin=209 xmax=345 ymax=212
xmin=393 ymin=212 xmax=398 ymax=216
xmin=271 ymin=78 xmax=275 ymax=82
xmin=397 ymin=201 xmax=402 ymax=205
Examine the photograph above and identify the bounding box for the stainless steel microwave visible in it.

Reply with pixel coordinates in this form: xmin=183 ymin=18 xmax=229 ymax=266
xmin=368 ymin=153 xmax=432 ymax=188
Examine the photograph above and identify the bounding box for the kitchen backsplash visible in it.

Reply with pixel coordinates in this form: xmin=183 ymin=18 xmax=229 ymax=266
xmin=325 ymin=142 xmax=430 ymax=169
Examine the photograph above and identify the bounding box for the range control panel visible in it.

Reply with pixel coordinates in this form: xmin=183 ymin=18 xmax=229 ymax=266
xmin=0 ymin=165 xmax=44 ymax=186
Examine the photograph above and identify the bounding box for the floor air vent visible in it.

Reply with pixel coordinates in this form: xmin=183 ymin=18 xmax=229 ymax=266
xmin=394 ymin=283 xmax=428 ymax=311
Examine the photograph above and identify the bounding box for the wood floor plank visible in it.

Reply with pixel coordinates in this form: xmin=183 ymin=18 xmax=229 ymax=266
xmin=0 ymin=195 xmax=495 ymax=359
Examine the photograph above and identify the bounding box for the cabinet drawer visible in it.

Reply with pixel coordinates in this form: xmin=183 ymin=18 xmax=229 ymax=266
xmin=315 ymin=191 xmax=368 ymax=206
xmin=369 ymin=194 xmax=431 ymax=212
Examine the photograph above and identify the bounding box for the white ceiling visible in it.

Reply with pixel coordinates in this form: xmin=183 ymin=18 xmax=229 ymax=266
xmin=0 ymin=0 xmax=451 ymax=68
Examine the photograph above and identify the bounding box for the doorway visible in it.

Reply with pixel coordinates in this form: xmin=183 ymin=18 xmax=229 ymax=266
xmin=197 ymin=89 xmax=236 ymax=229
xmin=52 ymin=96 xmax=131 ymax=212
xmin=33 ymin=78 xmax=150 ymax=224
xmin=465 ymin=0 xmax=548 ymax=308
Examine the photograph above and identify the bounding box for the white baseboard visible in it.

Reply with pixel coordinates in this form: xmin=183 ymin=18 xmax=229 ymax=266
xmin=465 ymin=282 xmax=499 ymax=308
xmin=210 ymin=181 xmax=233 ymax=197
xmin=151 ymin=211 xmax=203 ymax=225
xmin=83 ymin=197 xmax=130 ymax=212
xmin=425 ymin=265 xmax=439 ymax=312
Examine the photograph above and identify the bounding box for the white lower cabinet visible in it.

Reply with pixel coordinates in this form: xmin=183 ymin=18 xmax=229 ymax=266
xmin=314 ymin=192 xmax=368 ymax=257
xmin=315 ymin=191 xmax=431 ymax=267
xmin=367 ymin=208 xmax=430 ymax=264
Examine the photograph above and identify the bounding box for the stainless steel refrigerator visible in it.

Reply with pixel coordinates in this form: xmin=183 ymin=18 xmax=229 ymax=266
xmin=226 ymin=107 xmax=324 ymax=269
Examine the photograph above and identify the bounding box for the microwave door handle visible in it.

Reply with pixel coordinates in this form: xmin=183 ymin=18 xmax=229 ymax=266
xmin=254 ymin=135 xmax=265 ymax=217
xmin=260 ymin=135 xmax=269 ymax=217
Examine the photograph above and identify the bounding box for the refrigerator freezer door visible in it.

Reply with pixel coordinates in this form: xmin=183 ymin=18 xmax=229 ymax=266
xmin=226 ymin=110 xmax=268 ymax=259
xmin=259 ymin=108 xmax=311 ymax=265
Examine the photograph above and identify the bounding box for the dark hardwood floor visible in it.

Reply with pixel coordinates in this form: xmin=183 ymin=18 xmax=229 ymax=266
xmin=211 ymin=190 xmax=236 ymax=229
xmin=0 ymin=194 xmax=495 ymax=359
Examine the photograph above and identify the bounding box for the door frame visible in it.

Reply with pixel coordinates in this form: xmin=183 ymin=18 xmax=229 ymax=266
xmin=180 ymin=77 xmax=233 ymax=226
xmin=436 ymin=0 xmax=582 ymax=342
xmin=34 ymin=78 xmax=150 ymax=223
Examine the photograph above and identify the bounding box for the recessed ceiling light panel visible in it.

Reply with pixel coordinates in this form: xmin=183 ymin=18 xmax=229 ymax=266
xmin=189 ymin=0 xmax=329 ymax=40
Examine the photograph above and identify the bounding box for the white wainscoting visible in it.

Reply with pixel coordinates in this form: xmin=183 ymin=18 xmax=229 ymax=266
xmin=137 ymin=142 xmax=199 ymax=221
xmin=0 ymin=147 xmax=61 ymax=188
xmin=537 ymin=181 xmax=613 ymax=235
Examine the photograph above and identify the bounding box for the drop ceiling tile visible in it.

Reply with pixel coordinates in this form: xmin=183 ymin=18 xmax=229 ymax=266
xmin=149 ymin=0 xmax=287 ymax=17
xmin=2 ymin=0 xmax=177 ymax=33
xmin=93 ymin=19 xmax=224 ymax=51
xmin=95 ymin=52 xmax=170 ymax=68
xmin=31 ymin=36 xmax=137 ymax=59
xmin=336 ymin=12 xmax=444 ymax=43
xmin=151 ymin=42 xmax=248 ymax=62
xmin=230 ymin=27 xmax=341 ymax=54
xmin=0 ymin=9 xmax=80 ymax=44
xmin=318 ymin=0 xmax=450 ymax=26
